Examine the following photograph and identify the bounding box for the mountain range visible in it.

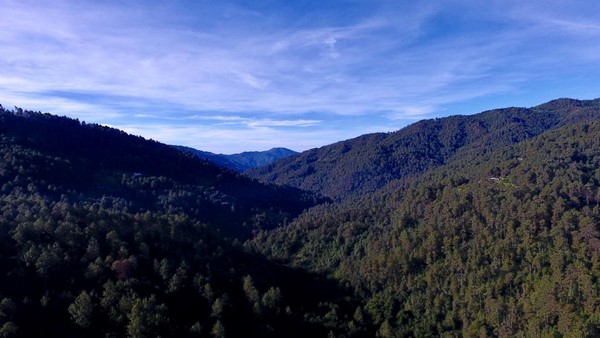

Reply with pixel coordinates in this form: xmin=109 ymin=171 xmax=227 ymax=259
xmin=0 ymin=98 xmax=599 ymax=337
xmin=174 ymin=146 xmax=297 ymax=171
xmin=247 ymin=98 xmax=600 ymax=336
xmin=248 ymin=98 xmax=600 ymax=200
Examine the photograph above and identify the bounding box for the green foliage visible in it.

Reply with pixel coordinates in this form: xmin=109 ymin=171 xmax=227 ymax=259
xmin=242 ymin=275 xmax=260 ymax=304
xmin=3 ymin=99 xmax=600 ymax=337
xmin=126 ymin=295 xmax=169 ymax=338
xmin=0 ymin=322 xmax=17 ymax=338
xmin=0 ymin=106 xmax=351 ymax=337
xmin=211 ymin=319 xmax=226 ymax=338
xmin=251 ymin=120 xmax=600 ymax=336
xmin=249 ymin=98 xmax=600 ymax=200
xmin=261 ymin=287 xmax=282 ymax=312
xmin=68 ymin=291 xmax=94 ymax=328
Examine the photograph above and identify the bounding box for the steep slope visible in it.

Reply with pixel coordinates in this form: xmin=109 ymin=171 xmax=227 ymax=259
xmin=247 ymin=98 xmax=600 ymax=200
xmin=175 ymin=146 xmax=297 ymax=171
xmin=250 ymin=121 xmax=600 ymax=336
xmin=0 ymin=106 xmax=356 ymax=337
xmin=174 ymin=145 xmax=240 ymax=169
xmin=0 ymin=107 xmax=320 ymax=238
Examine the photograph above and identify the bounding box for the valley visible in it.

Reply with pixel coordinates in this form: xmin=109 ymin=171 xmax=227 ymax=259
xmin=0 ymin=99 xmax=599 ymax=337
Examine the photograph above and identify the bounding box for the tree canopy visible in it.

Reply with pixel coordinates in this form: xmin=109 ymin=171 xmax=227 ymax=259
xmin=2 ymin=99 xmax=600 ymax=337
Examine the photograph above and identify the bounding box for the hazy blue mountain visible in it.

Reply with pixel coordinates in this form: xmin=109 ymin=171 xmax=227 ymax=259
xmin=174 ymin=146 xmax=298 ymax=171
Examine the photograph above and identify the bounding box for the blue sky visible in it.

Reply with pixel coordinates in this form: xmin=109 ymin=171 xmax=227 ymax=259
xmin=1 ymin=0 xmax=600 ymax=153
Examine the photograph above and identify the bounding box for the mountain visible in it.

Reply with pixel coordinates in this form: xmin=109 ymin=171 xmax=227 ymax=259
xmin=174 ymin=145 xmax=240 ymax=169
xmin=175 ymin=146 xmax=297 ymax=171
xmin=229 ymin=148 xmax=298 ymax=171
xmin=249 ymin=121 xmax=600 ymax=336
xmin=3 ymin=98 xmax=600 ymax=337
xmin=247 ymin=98 xmax=600 ymax=200
xmin=0 ymin=108 xmax=321 ymax=239
xmin=0 ymin=106 xmax=354 ymax=337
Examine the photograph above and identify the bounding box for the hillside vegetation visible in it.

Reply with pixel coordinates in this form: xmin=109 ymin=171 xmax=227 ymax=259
xmin=1 ymin=99 xmax=600 ymax=337
xmin=0 ymin=106 xmax=352 ymax=337
xmin=248 ymin=98 xmax=600 ymax=200
xmin=250 ymin=121 xmax=600 ymax=337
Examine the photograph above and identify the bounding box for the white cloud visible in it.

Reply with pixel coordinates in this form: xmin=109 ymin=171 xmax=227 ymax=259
xmin=1 ymin=0 xmax=599 ymax=152
xmin=0 ymin=1 xmax=449 ymax=118
xmin=115 ymin=122 xmax=349 ymax=154
xmin=246 ymin=119 xmax=320 ymax=128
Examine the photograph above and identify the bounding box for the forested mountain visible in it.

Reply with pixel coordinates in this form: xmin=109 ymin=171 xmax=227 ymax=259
xmin=0 ymin=108 xmax=326 ymax=240
xmin=227 ymin=148 xmax=297 ymax=171
xmin=249 ymin=121 xmax=600 ymax=337
xmin=0 ymin=106 xmax=356 ymax=337
xmin=175 ymin=146 xmax=297 ymax=172
xmin=248 ymin=98 xmax=600 ymax=200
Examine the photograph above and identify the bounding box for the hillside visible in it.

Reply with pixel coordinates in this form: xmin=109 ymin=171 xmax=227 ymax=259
xmin=2 ymin=99 xmax=600 ymax=337
xmin=173 ymin=145 xmax=240 ymax=170
xmin=0 ymin=106 xmax=354 ymax=337
xmin=0 ymin=107 xmax=322 ymax=238
xmin=175 ymin=146 xmax=297 ymax=171
xmin=249 ymin=121 xmax=600 ymax=336
xmin=247 ymin=98 xmax=600 ymax=200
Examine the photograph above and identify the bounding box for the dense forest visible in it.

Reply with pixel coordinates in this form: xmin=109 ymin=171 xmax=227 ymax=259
xmin=1 ymin=99 xmax=600 ymax=337
xmin=248 ymin=98 xmax=600 ymax=201
xmin=250 ymin=119 xmax=600 ymax=337
xmin=0 ymin=106 xmax=357 ymax=337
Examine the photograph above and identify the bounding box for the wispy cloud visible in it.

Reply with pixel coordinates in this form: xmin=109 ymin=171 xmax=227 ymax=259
xmin=1 ymin=0 xmax=599 ymax=152
xmin=246 ymin=119 xmax=320 ymax=128
xmin=115 ymin=122 xmax=353 ymax=154
xmin=128 ymin=113 xmax=320 ymax=128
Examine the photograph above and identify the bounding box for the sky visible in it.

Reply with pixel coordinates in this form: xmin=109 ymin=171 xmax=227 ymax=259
xmin=1 ymin=0 xmax=600 ymax=154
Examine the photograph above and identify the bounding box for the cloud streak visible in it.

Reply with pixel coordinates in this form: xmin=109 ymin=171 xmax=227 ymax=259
xmin=1 ymin=0 xmax=600 ymax=152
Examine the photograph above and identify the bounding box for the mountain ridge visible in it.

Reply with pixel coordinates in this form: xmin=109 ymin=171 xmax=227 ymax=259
xmin=0 ymin=105 xmax=350 ymax=337
xmin=0 ymin=107 xmax=319 ymax=238
xmin=249 ymin=120 xmax=600 ymax=336
xmin=247 ymin=97 xmax=600 ymax=200
xmin=174 ymin=145 xmax=297 ymax=171
xmin=1 ymin=98 xmax=600 ymax=336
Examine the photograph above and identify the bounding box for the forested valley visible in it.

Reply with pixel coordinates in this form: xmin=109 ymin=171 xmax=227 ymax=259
xmin=0 ymin=99 xmax=599 ymax=337
xmin=0 ymin=106 xmax=355 ymax=337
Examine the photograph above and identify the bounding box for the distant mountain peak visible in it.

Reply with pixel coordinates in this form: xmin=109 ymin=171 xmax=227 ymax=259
xmin=173 ymin=146 xmax=298 ymax=171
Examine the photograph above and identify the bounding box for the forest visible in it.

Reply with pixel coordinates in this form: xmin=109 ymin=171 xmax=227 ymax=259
xmin=0 ymin=106 xmax=353 ymax=337
xmin=248 ymin=98 xmax=600 ymax=200
xmin=0 ymin=99 xmax=599 ymax=337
